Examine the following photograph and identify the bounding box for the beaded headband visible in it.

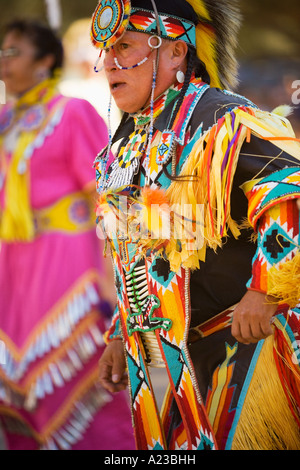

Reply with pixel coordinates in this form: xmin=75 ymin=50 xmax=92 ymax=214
xmin=91 ymin=0 xmax=196 ymax=50
xmin=128 ymin=8 xmax=196 ymax=47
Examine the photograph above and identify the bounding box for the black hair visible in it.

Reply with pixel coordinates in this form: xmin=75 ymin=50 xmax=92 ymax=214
xmin=169 ymin=46 xmax=209 ymax=129
xmin=161 ymin=45 xmax=209 ymax=182
xmin=112 ymin=43 xmax=210 ymax=182
xmin=4 ymin=19 xmax=64 ymax=76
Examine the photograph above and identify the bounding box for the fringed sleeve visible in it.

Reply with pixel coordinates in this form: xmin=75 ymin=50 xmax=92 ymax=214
xmin=243 ymin=170 xmax=300 ymax=308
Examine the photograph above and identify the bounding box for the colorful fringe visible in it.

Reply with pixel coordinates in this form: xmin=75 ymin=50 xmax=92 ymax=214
xmin=232 ymin=312 xmax=300 ymax=450
xmin=118 ymin=107 xmax=300 ymax=273
xmin=100 ymin=104 xmax=300 ymax=342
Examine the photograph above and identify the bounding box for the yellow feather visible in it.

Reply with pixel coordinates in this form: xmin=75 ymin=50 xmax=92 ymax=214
xmin=272 ymin=104 xmax=294 ymax=118
xmin=195 ymin=25 xmax=221 ymax=89
xmin=186 ymin=0 xmax=221 ymax=88
xmin=185 ymin=0 xmax=211 ymax=21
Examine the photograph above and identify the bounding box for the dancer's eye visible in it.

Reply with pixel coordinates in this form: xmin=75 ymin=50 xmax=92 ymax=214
xmin=119 ymin=43 xmax=129 ymax=50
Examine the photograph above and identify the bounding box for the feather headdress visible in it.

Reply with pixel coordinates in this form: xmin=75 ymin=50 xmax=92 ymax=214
xmin=186 ymin=0 xmax=242 ymax=89
xmin=91 ymin=0 xmax=242 ymax=89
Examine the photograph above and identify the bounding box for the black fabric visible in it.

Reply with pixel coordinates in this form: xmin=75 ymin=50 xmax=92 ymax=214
xmin=130 ymin=0 xmax=199 ymax=25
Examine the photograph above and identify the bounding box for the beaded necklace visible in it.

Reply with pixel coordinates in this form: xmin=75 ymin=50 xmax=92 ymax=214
xmin=96 ymin=81 xmax=183 ymax=192
xmin=132 ymin=81 xmax=183 ymax=128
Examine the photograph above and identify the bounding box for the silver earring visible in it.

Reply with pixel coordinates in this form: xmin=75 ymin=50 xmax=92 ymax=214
xmin=176 ymin=70 xmax=185 ymax=84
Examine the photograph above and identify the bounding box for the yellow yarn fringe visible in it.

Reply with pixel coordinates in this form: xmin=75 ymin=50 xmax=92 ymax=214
xmin=268 ymin=251 xmax=300 ymax=308
xmin=162 ymin=111 xmax=246 ymax=272
xmin=232 ymin=335 xmax=300 ymax=450
xmin=0 ymin=131 xmax=36 ymax=241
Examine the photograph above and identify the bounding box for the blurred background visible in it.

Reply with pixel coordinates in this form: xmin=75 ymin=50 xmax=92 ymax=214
xmin=0 ymin=0 xmax=299 ymax=134
xmin=237 ymin=0 xmax=300 ymax=136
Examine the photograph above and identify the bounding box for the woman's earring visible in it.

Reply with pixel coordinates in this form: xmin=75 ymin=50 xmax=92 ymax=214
xmin=176 ymin=70 xmax=185 ymax=84
xmin=35 ymin=68 xmax=50 ymax=81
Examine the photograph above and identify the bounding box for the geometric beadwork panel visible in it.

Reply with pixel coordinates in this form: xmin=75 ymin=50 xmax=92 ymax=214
xmin=261 ymin=222 xmax=295 ymax=263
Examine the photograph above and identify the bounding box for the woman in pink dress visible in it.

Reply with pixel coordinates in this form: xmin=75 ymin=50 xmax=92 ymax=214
xmin=0 ymin=19 xmax=135 ymax=450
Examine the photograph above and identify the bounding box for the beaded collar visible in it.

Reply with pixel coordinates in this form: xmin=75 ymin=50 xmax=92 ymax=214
xmin=131 ymin=81 xmax=183 ymax=129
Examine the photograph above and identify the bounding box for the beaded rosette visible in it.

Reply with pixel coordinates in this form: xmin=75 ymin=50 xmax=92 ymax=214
xmin=91 ymin=0 xmax=131 ymax=49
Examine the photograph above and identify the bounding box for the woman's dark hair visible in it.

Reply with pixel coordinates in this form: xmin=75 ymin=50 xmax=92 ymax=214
xmin=4 ymin=19 xmax=64 ymax=76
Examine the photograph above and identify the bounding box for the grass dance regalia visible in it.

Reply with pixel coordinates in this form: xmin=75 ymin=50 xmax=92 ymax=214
xmin=92 ymin=0 xmax=300 ymax=450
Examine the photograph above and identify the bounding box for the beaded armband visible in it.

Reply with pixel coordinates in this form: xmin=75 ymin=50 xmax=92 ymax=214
xmin=243 ymin=167 xmax=300 ymax=306
xmin=247 ymin=199 xmax=300 ymax=304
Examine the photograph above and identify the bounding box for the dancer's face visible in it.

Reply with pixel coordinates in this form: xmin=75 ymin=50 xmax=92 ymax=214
xmin=104 ymin=31 xmax=187 ymax=113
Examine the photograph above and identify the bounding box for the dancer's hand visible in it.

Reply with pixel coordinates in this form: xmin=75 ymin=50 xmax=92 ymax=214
xmin=231 ymin=290 xmax=278 ymax=344
xmin=98 ymin=339 xmax=128 ymax=393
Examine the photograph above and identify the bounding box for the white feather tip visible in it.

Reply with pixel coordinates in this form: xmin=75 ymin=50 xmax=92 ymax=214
xmin=272 ymin=104 xmax=294 ymax=118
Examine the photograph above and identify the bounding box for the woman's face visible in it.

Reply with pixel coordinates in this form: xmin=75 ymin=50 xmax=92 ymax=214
xmin=1 ymin=31 xmax=49 ymax=96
